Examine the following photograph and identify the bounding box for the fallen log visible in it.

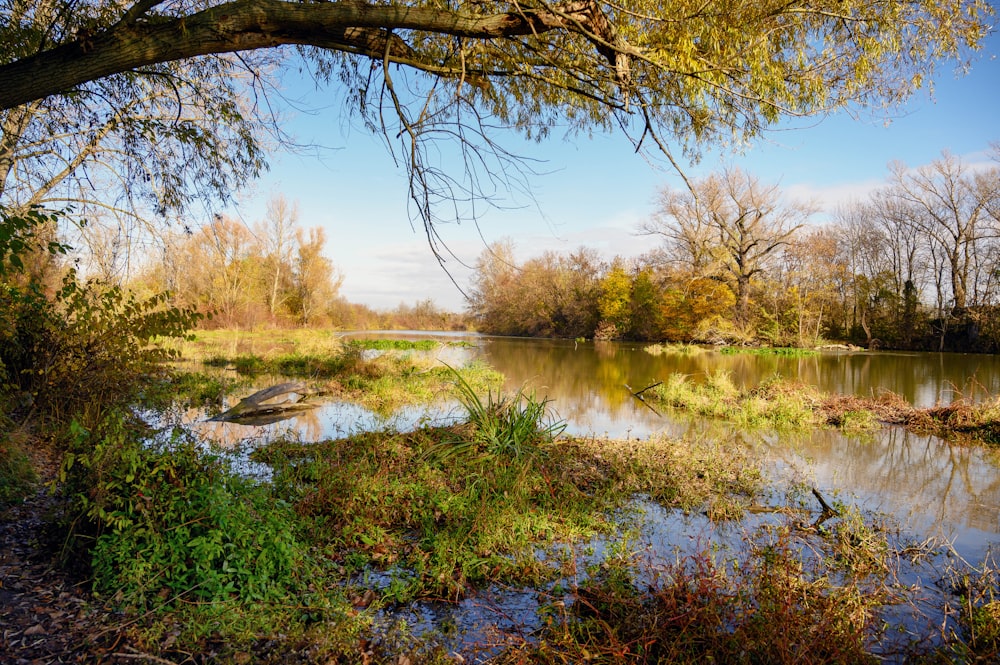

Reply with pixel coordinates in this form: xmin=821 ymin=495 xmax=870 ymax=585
xmin=209 ymin=382 xmax=320 ymax=423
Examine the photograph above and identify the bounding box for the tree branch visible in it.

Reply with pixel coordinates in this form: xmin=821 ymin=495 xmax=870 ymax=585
xmin=0 ymin=0 xmax=625 ymax=111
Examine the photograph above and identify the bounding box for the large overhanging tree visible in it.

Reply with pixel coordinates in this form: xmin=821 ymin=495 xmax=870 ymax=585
xmin=0 ymin=0 xmax=992 ymax=254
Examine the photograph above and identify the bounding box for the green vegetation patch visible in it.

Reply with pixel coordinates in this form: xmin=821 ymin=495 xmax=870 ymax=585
xmin=720 ymin=346 xmax=819 ymax=357
xmin=348 ymin=338 xmax=439 ymax=351
xmin=61 ymin=413 xmax=312 ymax=606
xmin=649 ymin=371 xmax=818 ymax=430
xmin=253 ymin=396 xmax=764 ymax=603
xmin=0 ymin=427 xmax=37 ymax=506
xmin=644 ymin=342 xmax=707 ymax=356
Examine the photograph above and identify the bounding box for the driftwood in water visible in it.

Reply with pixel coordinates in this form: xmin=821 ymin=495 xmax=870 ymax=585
xmin=625 ymin=382 xmax=663 ymax=417
xmin=210 ymin=382 xmax=319 ymax=424
xmin=809 ymin=487 xmax=840 ymax=529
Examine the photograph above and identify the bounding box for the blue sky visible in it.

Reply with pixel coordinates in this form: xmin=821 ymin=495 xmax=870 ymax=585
xmin=225 ymin=30 xmax=1000 ymax=312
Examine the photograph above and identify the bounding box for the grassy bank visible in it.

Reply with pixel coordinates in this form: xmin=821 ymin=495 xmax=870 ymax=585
xmin=49 ymin=382 xmax=1000 ymax=663
xmin=164 ymin=330 xmax=498 ymax=415
xmin=644 ymin=371 xmax=1000 ymax=443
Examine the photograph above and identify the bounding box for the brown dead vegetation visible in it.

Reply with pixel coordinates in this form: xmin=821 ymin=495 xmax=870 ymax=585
xmin=817 ymin=390 xmax=1000 ymax=443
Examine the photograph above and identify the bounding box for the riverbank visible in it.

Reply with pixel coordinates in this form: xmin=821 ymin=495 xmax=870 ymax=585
xmin=4 ymin=338 xmax=1000 ymax=662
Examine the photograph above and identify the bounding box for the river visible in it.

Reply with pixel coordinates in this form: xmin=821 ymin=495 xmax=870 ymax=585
xmin=187 ymin=333 xmax=1000 ymax=565
xmin=170 ymin=333 xmax=1000 ymax=657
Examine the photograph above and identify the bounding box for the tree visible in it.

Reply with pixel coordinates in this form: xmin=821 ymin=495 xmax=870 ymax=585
xmin=644 ymin=167 xmax=814 ymax=326
xmin=257 ymin=194 xmax=299 ymax=319
xmin=291 ymin=227 xmax=342 ymax=325
xmin=597 ymin=258 xmax=632 ymax=339
xmin=886 ymin=152 xmax=1000 ymax=314
xmin=773 ymin=227 xmax=850 ymax=346
xmin=0 ymin=0 xmax=990 ymax=245
xmin=468 ymin=240 xmax=520 ymax=335
xmin=0 ymin=2 xmax=275 ymax=272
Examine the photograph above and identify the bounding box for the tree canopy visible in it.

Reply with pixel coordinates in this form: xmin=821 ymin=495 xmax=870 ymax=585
xmin=2 ymin=0 xmax=991 ymax=156
xmin=0 ymin=0 xmax=992 ymax=248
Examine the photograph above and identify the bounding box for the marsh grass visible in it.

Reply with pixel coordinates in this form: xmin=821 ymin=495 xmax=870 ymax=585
xmin=253 ymin=410 xmax=766 ymax=605
xmin=721 ymin=346 xmax=820 ymax=357
xmin=174 ymin=328 xmax=345 ymax=362
xmin=643 ymin=343 xmax=706 ymax=356
xmin=649 ymin=371 xmax=815 ymax=430
xmin=498 ymin=511 xmax=928 ymax=664
xmin=426 ymin=365 xmax=566 ymax=463
xmin=645 ymin=374 xmax=1000 ymax=442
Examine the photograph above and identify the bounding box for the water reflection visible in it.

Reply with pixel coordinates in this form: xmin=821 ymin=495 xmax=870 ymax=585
xmin=172 ymin=334 xmax=1000 ymax=562
xmin=475 ymin=337 xmax=1000 ymax=409
xmin=762 ymin=427 xmax=1000 ymax=559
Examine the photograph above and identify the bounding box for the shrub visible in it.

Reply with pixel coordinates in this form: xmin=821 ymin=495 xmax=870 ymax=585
xmin=0 ymin=425 xmax=37 ymax=506
xmin=0 ymin=273 xmax=201 ymax=418
xmin=60 ymin=412 xmax=308 ymax=607
xmin=1 ymin=205 xmax=201 ymax=419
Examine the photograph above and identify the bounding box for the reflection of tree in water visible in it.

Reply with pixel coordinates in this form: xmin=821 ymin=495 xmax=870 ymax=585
xmin=762 ymin=426 xmax=1000 ymax=540
xmin=187 ymin=407 xmax=324 ymax=448
xmin=481 ymin=340 xmax=1000 ymax=412
xmin=478 ymin=339 xmax=722 ymax=428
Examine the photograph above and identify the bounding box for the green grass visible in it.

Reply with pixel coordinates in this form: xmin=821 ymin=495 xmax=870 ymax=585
xmin=720 ymin=346 xmax=819 ymax=357
xmin=648 ymin=371 xmax=815 ymax=430
xmin=644 ymin=342 xmax=707 ymax=356
xmin=348 ymin=338 xmax=439 ymax=351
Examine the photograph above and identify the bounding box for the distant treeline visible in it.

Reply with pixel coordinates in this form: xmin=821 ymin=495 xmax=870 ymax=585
xmin=129 ymin=196 xmax=469 ymax=331
xmin=468 ymin=156 xmax=1000 ymax=353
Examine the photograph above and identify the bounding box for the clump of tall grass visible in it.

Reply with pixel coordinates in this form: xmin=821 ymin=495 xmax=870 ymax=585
xmin=644 ymin=343 xmax=706 ymax=356
xmin=430 ymin=365 xmax=566 ymax=462
xmin=648 ymin=372 xmax=817 ymax=430
xmin=720 ymin=345 xmax=819 ymax=357
xmin=650 ymin=370 xmax=739 ymax=418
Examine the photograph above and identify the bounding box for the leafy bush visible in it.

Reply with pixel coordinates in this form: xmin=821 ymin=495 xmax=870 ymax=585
xmin=0 ymin=425 xmax=37 ymax=506
xmin=1 ymin=206 xmax=201 ymax=418
xmin=0 ymin=273 xmax=201 ymax=417
xmin=0 ymin=205 xmax=70 ymax=276
xmin=60 ymin=412 xmax=308 ymax=607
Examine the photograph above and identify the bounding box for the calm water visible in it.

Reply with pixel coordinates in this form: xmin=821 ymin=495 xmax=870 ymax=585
xmin=187 ymin=334 xmax=1000 ymax=561
xmin=171 ymin=334 xmax=1000 ymax=656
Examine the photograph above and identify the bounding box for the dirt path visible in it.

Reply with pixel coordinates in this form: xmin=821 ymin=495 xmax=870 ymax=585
xmin=1 ymin=487 xmax=132 ymax=663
